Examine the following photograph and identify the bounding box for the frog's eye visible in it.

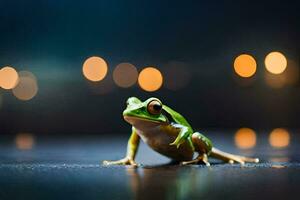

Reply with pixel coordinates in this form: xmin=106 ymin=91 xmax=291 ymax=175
xmin=147 ymin=100 xmax=162 ymax=115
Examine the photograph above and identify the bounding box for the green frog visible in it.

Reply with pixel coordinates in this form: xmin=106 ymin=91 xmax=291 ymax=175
xmin=103 ymin=97 xmax=259 ymax=166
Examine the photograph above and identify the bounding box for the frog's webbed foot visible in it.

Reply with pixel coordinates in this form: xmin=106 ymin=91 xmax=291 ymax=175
xmin=180 ymin=154 xmax=210 ymax=166
xmin=103 ymin=157 xmax=138 ymax=167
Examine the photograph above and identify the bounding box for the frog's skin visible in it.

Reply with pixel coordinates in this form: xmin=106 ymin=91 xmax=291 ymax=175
xmin=103 ymin=97 xmax=259 ymax=166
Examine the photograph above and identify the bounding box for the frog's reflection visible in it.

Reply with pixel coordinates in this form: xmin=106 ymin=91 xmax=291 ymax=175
xmin=126 ymin=164 xmax=211 ymax=200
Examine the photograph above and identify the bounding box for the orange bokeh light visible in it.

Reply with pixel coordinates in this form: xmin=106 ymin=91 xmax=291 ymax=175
xmin=233 ymin=54 xmax=257 ymax=78
xmin=15 ymin=133 xmax=34 ymax=150
xmin=113 ymin=63 xmax=138 ymax=88
xmin=82 ymin=56 xmax=108 ymax=81
xmin=138 ymin=67 xmax=163 ymax=92
xmin=269 ymin=128 xmax=290 ymax=148
xmin=0 ymin=66 xmax=19 ymax=89
xmin=265 ymin=52 xmax=287 ymax=74
xmin=234 ymin=128 xmax=257 ymax=149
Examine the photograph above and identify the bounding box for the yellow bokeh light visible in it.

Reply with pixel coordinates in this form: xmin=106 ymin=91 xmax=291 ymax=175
xmin=15 ymin=133 xmax=34 ymax=150
xmin=138 ymin=67 xmax=163 ymax=92
xmin=265 ymin=52 xmax=287 ymax=74
xmin=82 ymin=56 xmax=108 ymax=81
xmin=12 ymin=71 xmax=38 ymax=101
xmin=234 ymin=128 xmax=256 ymax=149
xmin=0 ymin=66 xmax=19 ymax=89
xmin=113 ymin=63 xmax=138 ymax=88
xmin=233 ymin=54 xmax=257 ymax=78
xmin=269 ymin=128 xmax=290 ymax=148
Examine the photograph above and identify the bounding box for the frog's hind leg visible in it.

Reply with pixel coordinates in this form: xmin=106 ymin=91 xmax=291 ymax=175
xmin=179 ymin=132 xmax=213 ymax=166
xmin=210 ymin=147 xmax=259 ymax=164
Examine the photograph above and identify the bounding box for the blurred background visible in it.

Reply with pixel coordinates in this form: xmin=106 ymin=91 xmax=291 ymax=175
xmin=0 ymin=0 xmax=299 ymax=142
xmin=1 ymin=2 xmax=300 ymax=199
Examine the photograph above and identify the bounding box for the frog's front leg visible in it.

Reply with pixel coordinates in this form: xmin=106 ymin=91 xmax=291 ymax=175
xmin=103 ymin=127 xmax=140 ymax=166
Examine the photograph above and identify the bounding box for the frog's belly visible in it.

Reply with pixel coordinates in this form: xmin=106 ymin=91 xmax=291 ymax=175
xmin=135 ymin=125 xmax=194 ymax=161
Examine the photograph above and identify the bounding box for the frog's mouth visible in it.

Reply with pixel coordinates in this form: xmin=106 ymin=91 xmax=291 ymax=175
xmin=123 ymin=115 xmax=166 ymax=128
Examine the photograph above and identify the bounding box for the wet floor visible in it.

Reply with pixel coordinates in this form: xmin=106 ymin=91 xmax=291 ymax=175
xmin=0 ymin=131 xmax=299 ymax=200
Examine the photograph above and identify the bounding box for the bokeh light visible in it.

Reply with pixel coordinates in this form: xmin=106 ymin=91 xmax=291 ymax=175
xmin=163 ymin=61 xmax=191 ymax=91
xmin=265 ymin=52 xmax=287 ymax=74
xmin=269 ymin=128 xmax=290 ymax=148
xmin=138 ymin=67 xmax=163 ymax=92
xmin=234 ymin=128 xmax=257 ymax=149
xmin=113 ymin=63 xmax=138 ymax=88
xmin=15 ymin=133 xmax=34 ymax=150
xmin=12 ymin=71 xmax=38 ymax=101
xmin=82 ymin=56 xmax=108 ymax=81
xmin=233 ymin=54 xmax=257 ymax=78
xmin=0 ymin=66 xmax=19 ymax=89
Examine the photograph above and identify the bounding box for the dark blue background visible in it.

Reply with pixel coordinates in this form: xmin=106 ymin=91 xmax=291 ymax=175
xmin=0 ymin=0 xmax=299 ymax=134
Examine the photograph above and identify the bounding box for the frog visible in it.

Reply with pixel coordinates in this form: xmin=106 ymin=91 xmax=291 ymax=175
xmin=103 ymin=97 xmax=259 ymax=166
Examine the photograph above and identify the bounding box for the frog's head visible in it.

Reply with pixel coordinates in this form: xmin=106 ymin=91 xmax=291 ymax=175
xmin=123 ymin=97 xmax=168 ymax=128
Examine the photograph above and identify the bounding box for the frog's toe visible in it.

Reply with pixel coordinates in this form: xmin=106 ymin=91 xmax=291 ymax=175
xmin=102 ymin=157 xmax=139 ymax=167
xmin=228 ymin=156 xmax=259 ymax=165
xmin=180 ymin=160 xmax=210 ymax=166
xmin=180 ymin=154 xmax=210 ymax=166
xmin=129 ymin=159 xmax=138 ymax=166
xmin=102 ymin=160 xmax=111 ymax=165
xmin=180 ymin=160 xmax=198 ymax=165
xmin=102 ymin=160 xmax=125 ymax=166
xmin=210 ymin=147 xmax=259 ymax=165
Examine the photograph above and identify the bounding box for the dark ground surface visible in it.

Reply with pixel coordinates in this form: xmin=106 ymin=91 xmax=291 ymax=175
xmin=0 ymin=131 xmax=299 ymax=200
